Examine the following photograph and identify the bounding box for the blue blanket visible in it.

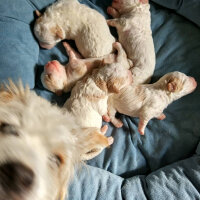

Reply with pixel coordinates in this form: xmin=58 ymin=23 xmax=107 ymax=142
xmin=0 ymin=0 xmax=200 ymax=199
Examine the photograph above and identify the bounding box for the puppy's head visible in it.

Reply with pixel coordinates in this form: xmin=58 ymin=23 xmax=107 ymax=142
xmin=0 ymin=81 xmax=82 ymax=200
xmin=112 ymin=0 xmax=148 ymax=13
xmin=41 ymin=60 xmax=67 ymax=95
xmin=96 ymin=63 xmax=133 ymax=94
xmin=159 ymin=71 xmax=197 ymax=100
xmin=34 ymin=10 xmax=65 ymax=49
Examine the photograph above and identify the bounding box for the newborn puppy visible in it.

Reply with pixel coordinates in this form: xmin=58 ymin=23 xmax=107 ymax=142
xmin=41 ymin=42 xmax=115 ymax=94
xmin=34 ymin=0 xmax=115 ymax=57
xmin=107 ymin=0 xmax=155 ymax=84
xmin=106 ymin=72 xmax=197 ymax=135
xmin=64 ymin=42 xmax=132 ymax=129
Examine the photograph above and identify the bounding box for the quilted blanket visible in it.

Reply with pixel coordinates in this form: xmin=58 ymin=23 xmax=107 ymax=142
xmin=0 ymin=0 xmax=200 ymax=199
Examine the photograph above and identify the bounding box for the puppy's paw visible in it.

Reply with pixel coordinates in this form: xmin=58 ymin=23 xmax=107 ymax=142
xmin=157 ymin=113 xmax=166 ymax=120
xmin=111 ymin=118 xmax=123 ymax=128
xmin=102 ymin=115 xmax=111 ymax=122
xmin=107 ymin=6 xmax=120 ymax=18
xmin=107 ymin=136 xmax=114 ymax=145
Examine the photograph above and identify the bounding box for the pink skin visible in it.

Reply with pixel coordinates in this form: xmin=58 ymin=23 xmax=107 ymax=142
xmin=157 ymin=113 xmax=166 ymax=120
xmin=189 ymin=77 xmax=197 ymax=92
xmin=100 ymin=125 xmax=114 ymax=145
xmin=44 ymin=60 xmax=65 ymax=76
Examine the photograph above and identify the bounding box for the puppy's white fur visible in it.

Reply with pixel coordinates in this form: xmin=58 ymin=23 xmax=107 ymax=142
xmin=0 ymin=81 xmax=114 ymax=200
xmin=64 ymin=42 xmax=132 ymax=129
xmin=34 ymin=0 xmax=115 ymax=57
xmin=107 ymin=72 xmax=197 ymax=135
xmin=107 ymin=0 xmax=155 ymax=83
xmin=41 ymin=42 xmax=116 ymax=94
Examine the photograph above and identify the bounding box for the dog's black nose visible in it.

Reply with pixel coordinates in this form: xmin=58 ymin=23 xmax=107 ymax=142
xmin=0 ymin=161 xmax=35 ymax=194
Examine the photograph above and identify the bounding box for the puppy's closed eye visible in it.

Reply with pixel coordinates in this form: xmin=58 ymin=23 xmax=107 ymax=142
xmin=0 ymin=123 xmax=19 ymax=136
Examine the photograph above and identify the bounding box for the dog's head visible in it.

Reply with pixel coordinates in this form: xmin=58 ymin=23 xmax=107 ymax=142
xmin=41 ymin=60 xmax=68 ymax=95
xmin=34 ymin=9 xmax=65 ymax=49
xmin=0 ymin=81 xmax=82 ymax=200
xmin=41 ymin=58 xmax=89 ymax=95
xmin=159 ymin=71 xmax=197 ymax=100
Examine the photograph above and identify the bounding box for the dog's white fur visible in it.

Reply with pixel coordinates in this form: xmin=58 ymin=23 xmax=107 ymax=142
xmin=0 ymin=81 xmax=114 ymax=200
xmin=41 ymin=42 xmax=116 ymax=94
xmin=107 ymin=0 xmax=155 ymax=84
xmin=64 ymin=42 xmax=132 ymax=129
xmin=107 ymin=72 xmax=197 ymax=135
xmin=34 ymin=0 xmax=115 ymax=58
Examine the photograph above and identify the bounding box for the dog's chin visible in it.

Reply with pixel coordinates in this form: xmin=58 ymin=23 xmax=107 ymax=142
xmin=39 ymin=42 xmax=55 ymax=49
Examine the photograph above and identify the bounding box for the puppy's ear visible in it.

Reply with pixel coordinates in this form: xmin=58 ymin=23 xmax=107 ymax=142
xmin=95 ymin=78 xmax=108 ymax=92
xmin=55 ymin=25 xmax=64 ymax=40
xmin=167 ymin=77 xmax=183 ymax=92
xmin=107 ymin=78 xmax=122 ymax=93
xmin=35 ymin=10 xmax=42 ymax=17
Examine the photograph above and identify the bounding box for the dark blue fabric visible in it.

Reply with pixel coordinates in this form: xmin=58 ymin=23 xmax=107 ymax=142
xmin=151 ymin=0 xmax=200 ymax=27
xmin=0 ymin=0 xmax=200 ymax=199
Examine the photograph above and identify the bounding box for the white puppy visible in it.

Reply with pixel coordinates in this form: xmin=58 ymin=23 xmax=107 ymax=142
xmin=41 ymin=42 xmax=115 ymax=95
xmin=107 ymin=0 xmax=155 ymax=83
xmin=64 ymin=42 xmax=132 ymax=129
xmin=34 ymin=0 xmax=115 ymax=58
xmin=0 ymin=81 xmax=113 ymax=200
xmin=106 ymin=72 xmax=197 ymax=135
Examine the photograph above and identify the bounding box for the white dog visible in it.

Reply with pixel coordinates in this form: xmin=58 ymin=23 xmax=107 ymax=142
xmin=34 ymin=0 xmax=115 ymax=58
xmin=64 ymin=42 xmax=132 ymax=130
xmin=0 ymin=81 xmax=113 ymax=200
xmin=105 ymin=72 xmax=197 ymax=135
xmin=107 ymin=0 xmax=155 ymax=84
xmin=41 ymin=42 xmax=115 ymax=95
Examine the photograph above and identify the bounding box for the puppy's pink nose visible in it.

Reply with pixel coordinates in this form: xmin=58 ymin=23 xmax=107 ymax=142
xmin=189 ymin=76 xmax=197 ymax=89
xmin=45 ymin=60 xmax=60 ymax=73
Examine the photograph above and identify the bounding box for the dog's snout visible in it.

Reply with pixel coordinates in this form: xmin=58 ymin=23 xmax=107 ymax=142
xmin=0 ymin=162 xmax=35 ymax=194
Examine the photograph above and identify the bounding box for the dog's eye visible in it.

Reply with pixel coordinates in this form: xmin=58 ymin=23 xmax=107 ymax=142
xmin=49 ymin=154 xmax=63 ymax=168
xmin=0 ymin=122 xmax=19 ymax=136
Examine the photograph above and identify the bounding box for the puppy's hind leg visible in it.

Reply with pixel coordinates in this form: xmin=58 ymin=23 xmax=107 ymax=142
xmin=107 ymin=99 xmax=123 ymax=128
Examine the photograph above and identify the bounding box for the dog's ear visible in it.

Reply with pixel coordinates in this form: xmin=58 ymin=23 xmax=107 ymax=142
xmin=107 ymin=78 xmax=123 ymax=93
xmin=56 ymin=25 xmax=64 ymax=39
xmin=167 ymin=77 xmax=183 ymax=93
xmin=35 ymin=10 xmax=42 ymax=17
xmin=95 ymin=78 xmax=108 ymax=92
xmin=50 ymin=25 xmax=64 ymax=39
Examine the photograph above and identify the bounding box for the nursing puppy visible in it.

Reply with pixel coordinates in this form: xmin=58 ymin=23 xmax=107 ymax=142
xmin=106 ymin=72 xmax=197 ymax=135
xmin=0 ymin=81 xmax=112 ymax=200
xmin=107 ymin=0 xmax=155 ymax=84
xmin=64 ymin=42 xmax=132 ymax=129
xmin=41 ymin=42 xmax=115 ymax=94
xmin=34 ymin=0 xmax=115 ymax=57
